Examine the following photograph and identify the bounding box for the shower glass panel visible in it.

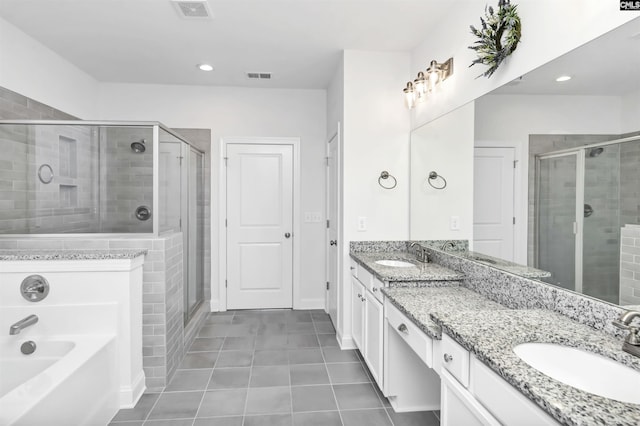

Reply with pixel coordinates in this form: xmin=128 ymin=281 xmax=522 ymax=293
xmin=158 ymin=130 xmax=183 ymax=234
xmin=582 ymin=145 xmax=620 ymax=304
xmin=185 ymin=147 xmax=204 ymax=324
xmin=536 ymin=152 xmax=579 ymax=292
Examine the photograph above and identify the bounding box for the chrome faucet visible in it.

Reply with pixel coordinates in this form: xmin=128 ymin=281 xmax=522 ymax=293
xmin=613 ymin=310 xmax=640 ymax=357
xmin=409 ymin=242 xmax=430 ymax=263
xmin=440 ymin=241 xmax=456 ymax=251
xmin=9 ymin=314 xmax=38 ymax=335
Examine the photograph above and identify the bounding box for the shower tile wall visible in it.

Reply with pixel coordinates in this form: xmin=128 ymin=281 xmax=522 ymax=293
xmin=620 ymin=225 xmax=640 ymax=306
xmin=100 ymin=126 xmax=154 ymax=233
xmin=0 ymin=87 xmax=99 ymax=234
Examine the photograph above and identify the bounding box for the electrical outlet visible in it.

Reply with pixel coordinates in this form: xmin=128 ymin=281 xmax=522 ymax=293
xmin=450 ymin=215 xmax=460 ymax=231
xmin=357 ymin=216 xmax=367 ymax=232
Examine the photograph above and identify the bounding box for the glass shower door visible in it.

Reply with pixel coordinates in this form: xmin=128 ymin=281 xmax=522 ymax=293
xmin=536 ymin=151 xmax=583 ymax=292
xmin=185 ymin=147 xmax=204 ymax=324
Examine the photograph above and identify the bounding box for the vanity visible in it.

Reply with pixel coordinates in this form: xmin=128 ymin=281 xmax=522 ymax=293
xmin=349 ymin=241 xmax=640 ymax=426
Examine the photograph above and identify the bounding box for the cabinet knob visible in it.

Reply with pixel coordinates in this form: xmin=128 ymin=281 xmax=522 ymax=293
xmin=443 ymin=353 xmax=453 ymax=363
xmin=330 ymin=240 xmax=337 ymax=246
xmin=372 ymin=287 xmax=378 ymax=292
xmin=357 ymin=293 xmax=362 ymax=298
xmin=397 ymin=323 xmax=408 ymax=334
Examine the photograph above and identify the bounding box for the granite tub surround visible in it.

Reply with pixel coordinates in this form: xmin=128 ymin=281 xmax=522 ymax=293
xmin=433 ymin=309 xmax=640 ymax=426
xmin=0 ymin=248 xmax=148 ymax=261
xmin=382 ymin=286 xmax=508 ymax=339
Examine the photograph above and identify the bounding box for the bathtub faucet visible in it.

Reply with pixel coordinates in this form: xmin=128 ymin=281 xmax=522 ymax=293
xmin=9 ymin=314 xmax=38 ymax=335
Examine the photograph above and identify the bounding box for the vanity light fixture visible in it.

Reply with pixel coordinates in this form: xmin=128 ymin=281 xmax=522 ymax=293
xmin=403 ymin=57 xmax=454 ymax=109
xmin=556 ymin=75 xmax=572 ymax=82
xmin=197 ymin=63 xmax=214 ymax=71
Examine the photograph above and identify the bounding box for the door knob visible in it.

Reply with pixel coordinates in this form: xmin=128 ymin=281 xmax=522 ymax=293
xmin=284 ymin=232 xmax=291 ymax=238
xmin=330 ymin=240 xmax=337 ymax=246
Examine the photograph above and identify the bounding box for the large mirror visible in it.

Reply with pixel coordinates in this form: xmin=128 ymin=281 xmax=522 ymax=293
xmin=410 ymin=17 xmax=640 ymax=307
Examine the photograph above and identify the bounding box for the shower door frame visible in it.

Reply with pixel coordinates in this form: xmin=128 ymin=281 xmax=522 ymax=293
xmin=535 ymin=150 xmax=585 ymax=294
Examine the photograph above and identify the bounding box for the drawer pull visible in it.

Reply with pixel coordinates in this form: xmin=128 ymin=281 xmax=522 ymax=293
xmin=350 ymin=266 xmax=356 ymax=270
xmin=372 ymin=287 xmax=378 ymax=292
xmin=443 ymin=353 xmax=453 ymax=363
xmin=357 ymin=293 xmax=362 ymax=298
xmin=397 ymin=323 xmax=408 ymax=334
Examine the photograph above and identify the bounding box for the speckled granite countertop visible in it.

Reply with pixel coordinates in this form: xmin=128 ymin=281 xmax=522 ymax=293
xmin=350 ymin=251 xmax=464 ymax=283
xmin=382 ymin=286 xmax=508 ymax=339
xmin=432 ymin=309 xmax=640 ymax=426
xmin=0 ymin=249 xmax=148 ymax=261
xmin=439 ymin=250 xmax=552 ymax=279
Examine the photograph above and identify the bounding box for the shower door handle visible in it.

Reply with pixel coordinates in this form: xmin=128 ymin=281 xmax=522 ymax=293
xmin=284 ymin=232 xmax=291 ymax=239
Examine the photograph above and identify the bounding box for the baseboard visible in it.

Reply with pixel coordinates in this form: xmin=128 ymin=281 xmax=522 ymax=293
xmin=119 ymin=371 xmax=146 ymax=408
xmin=210 ymin=299 xmax=222 ymax=312
xmin=336 ymin=329 xmax=356 ymax=350
xmin=296 ymin=298 xmax=325 ymax=310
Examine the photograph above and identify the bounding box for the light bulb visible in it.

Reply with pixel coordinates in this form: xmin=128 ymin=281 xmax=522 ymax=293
xmin=414 ymin=72 xmax=427 ymax=99
xmin=403 ymin=82 xmax=416 ymax=109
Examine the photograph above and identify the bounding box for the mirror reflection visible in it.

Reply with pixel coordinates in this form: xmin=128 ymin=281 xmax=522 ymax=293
xmin=410 ymin=17 xmax=640 ymax=307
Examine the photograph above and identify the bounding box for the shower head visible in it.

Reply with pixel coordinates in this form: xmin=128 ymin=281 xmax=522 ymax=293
xmin=130 ymin=139 xmax=146 ymax=153
xmin=588 ymin=147 xmax=604 ymax=157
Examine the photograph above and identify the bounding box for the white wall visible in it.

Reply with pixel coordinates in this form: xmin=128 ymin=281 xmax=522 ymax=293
xmin=622 ymin=89 xmax=640 ymax=134
xmin=411 ymin=102 xmax=475 ymax=240
xmin=98 ymin=83 xmax=327 ymax=309
xmin=410 ymin=1 xmax=637 ymax=130
xmin=0 ymin=16 xmax=98 ymax=118
xmin=474 ymin=93 xmax=624 ymax=263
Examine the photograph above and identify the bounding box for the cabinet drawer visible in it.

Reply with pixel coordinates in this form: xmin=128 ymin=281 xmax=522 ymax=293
xmin=385 ymin=300 xmax=431 ymax=366
xmin=442 ymin=333 xmax=470 ymax=387
xmin=470 ymin=356 xmax=559 ymax=426
xmin=370 ymin=277 xmax=385 ymax=303
xmin=350 ymin=259 xmax=358 ymax=278
xmin=357 ymin=263 xmax=373 ymax=288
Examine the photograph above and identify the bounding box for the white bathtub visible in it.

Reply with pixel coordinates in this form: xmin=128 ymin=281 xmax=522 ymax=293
xmin=0 ymin=335 xmax=119 ymax=425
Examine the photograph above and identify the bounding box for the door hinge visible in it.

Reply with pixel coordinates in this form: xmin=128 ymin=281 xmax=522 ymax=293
xmin=224 ymin=157 xmax=228 ymax=166
xmin=513 ymin=160 xmax=517 ymax=168
xmin=179 ymin=218 xmax=182 ymax=228
xmin=225 ymin=279 xmax=228 ymax=288
xmin=326 ymin=219 xmax=330 ymax=229
xmin=225 ymin=219 xmax=227 ymax=227
xmin=326 ymin=281 xmax=330 ymax=290
xmin=325 ymin=156 xmax=329 ymax=166
xmin=513 ymin=217 xmax=516 ymax=225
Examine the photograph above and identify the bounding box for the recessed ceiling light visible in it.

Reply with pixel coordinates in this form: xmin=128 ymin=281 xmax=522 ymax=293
xmin=198 ymin=64 xmax=214 ymax=72
xmin=556 ymin=75 xmax=572 ymax=82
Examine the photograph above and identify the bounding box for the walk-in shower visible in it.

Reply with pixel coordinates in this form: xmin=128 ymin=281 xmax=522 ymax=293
xmin=0 ymin=120 xmax=205 ymax=324
xmin=534 ymin=134 xmax=640 ymax=304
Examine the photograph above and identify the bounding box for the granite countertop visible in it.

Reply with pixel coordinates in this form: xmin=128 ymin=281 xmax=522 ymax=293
xmin=382 ymin=286 xmax=508 ymax=339
xmin=440 ymin=249 xmax=552 ymax=279
xmin=432 ymin=309 xmax=640 ymax=426
xmin=350 ymin=251 xmax=464 ymax=283
xmin=0 ymin=249 xmax=148 ymax=261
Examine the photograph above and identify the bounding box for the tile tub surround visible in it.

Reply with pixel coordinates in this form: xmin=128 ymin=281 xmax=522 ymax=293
xmin=350 ymin=251 xmax=464 ymax=283
xmin=433 ymin=309 xmax=640 ymax=426
xmin=381 ymin=287 xmax=508 ymax=339
xmin=0 ymin=233 xmax=192 ymax=391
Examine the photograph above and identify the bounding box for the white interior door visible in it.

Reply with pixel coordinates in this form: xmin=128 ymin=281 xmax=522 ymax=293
xmin=326 ymin=128 xmax=340 ymax=326
xmin=226 ymin=143 xmax=294 ymax=309
xmin=473 ymin=147 xmax=515 ymax=260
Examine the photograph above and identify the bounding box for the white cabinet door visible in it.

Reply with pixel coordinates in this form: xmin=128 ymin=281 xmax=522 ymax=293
xmin=364 ymin=291 xmax=383 ymax=386
xmin=351 ymin=277 xmax=365 ymax=350
xmin=441 ymin=370 xmax=500 ymax=426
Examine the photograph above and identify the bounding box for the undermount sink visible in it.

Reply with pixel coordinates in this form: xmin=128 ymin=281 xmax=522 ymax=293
xmin=375 ymin=259 xmax=415 ymax=267
xmin=513 ymin=342 xmax=640 ymax=404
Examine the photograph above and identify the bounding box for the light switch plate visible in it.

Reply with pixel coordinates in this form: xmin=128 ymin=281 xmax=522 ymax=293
xmin=450 ymin=215 xmax=460 ymax=230
xmin=357 ymin=216 xmax=367 ymax=232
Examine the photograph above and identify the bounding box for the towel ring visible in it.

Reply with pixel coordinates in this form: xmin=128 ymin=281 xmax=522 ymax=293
xmin=37 ymin=164 xmax=54 ymax=184
xmin=427 ymin=171 xmax=447 ymax=190
xmin=378 ymin=171 xmax=397 ymax=190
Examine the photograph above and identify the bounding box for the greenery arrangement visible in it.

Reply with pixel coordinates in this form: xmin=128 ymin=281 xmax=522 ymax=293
xmin=468 ymin=0 xmax=521 ymax=78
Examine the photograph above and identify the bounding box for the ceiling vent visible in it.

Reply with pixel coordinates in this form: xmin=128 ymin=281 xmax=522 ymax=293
xmin=171 ymin=0 xmax=212 ymax=19
xmin=247 ymin=72 xmax=272 ymax=80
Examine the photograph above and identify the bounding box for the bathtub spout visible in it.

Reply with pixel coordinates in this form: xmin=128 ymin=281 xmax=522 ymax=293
xmin=9 ymin=314 xmax=38 ymax=335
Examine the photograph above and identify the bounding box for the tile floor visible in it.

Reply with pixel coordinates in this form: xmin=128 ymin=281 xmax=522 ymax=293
xmin=110 ymin=309 xmax=440 ymax=426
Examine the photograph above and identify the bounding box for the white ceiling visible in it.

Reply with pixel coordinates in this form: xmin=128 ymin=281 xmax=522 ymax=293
xmin=0 ymin=0 xmax=461 ymax=89
xmin=493 ymin=17 xmax=640 ymax=96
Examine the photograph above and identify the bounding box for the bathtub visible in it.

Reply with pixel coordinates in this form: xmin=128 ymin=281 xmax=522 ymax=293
xmin=0 ymin=334 xmax=118 ymax=425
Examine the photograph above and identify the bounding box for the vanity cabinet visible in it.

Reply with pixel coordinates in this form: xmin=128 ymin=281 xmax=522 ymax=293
xmin=441 ymin=333 xmax=559 ymax=426
xmin=350 ymin=263 xmax=384 ymax=389
xmin=383 ymin=299 xmax=441 ymax=412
